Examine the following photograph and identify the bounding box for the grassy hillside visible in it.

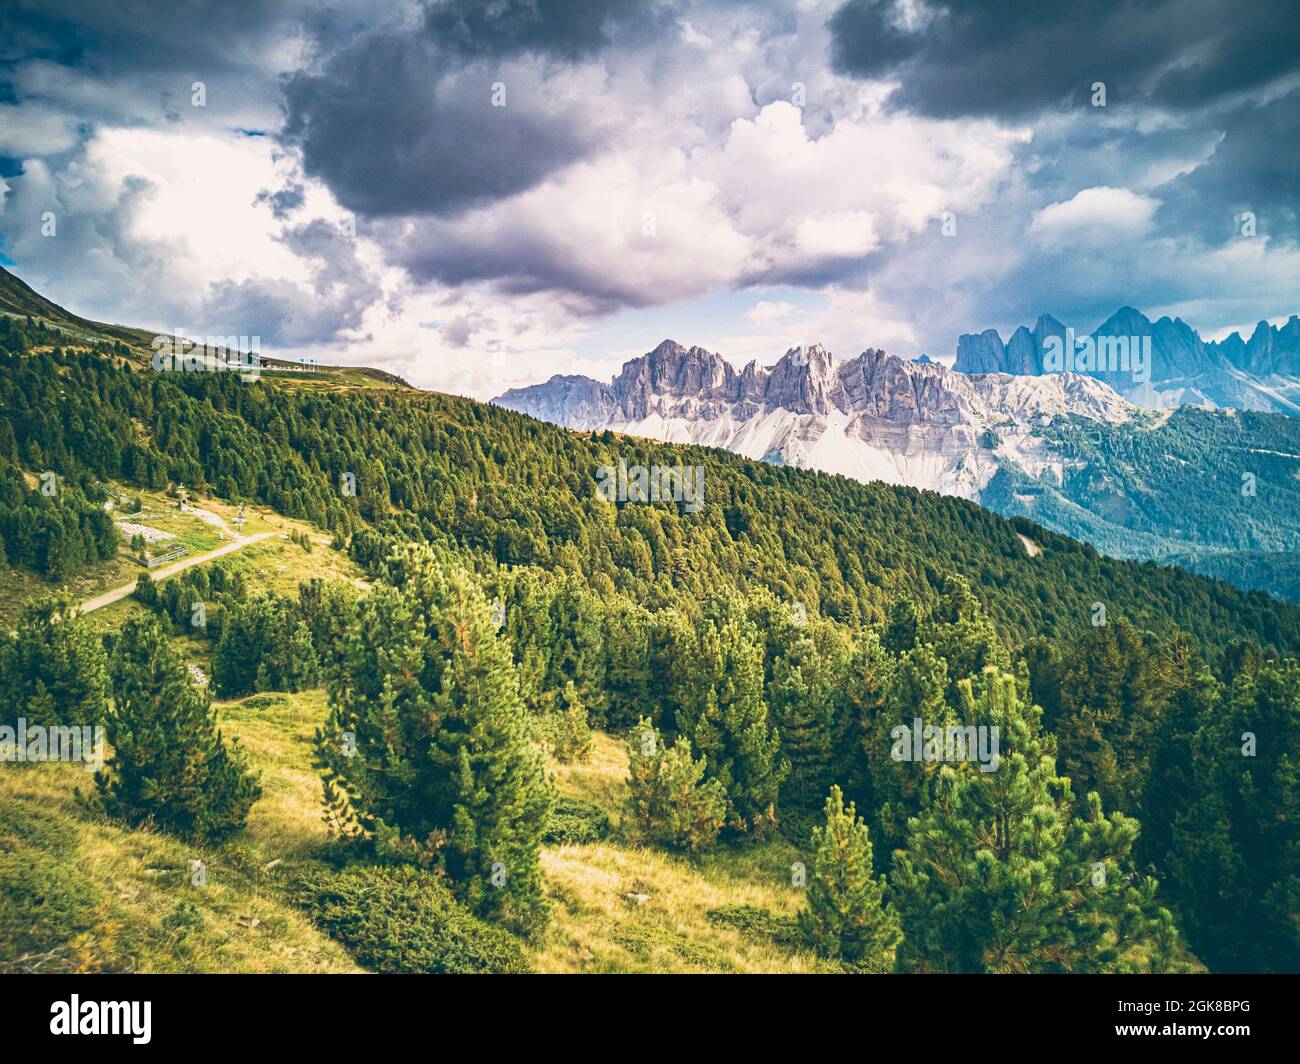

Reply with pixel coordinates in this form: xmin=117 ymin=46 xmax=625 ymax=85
xmin=537 ymin=732 xmax=833 ymax=973
xmin=1 ymin=687 xmax=838 ymax=974
xmin=0 ymin=483 xmax=367 ymax=628
xmin=0 ymin=266 xmax=156 ymax=348
xmin=0 ymin=689 xmax=359 ymax=974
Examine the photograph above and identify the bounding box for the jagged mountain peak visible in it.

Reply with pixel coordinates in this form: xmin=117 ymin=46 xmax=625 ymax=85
xmin=956 ymin=304 xmax=1300 ymax=414
xmin=1034 ymin=312 xmax=1068 ymax=335
xmin=493 ymin=335 xmax=1137 ymax=500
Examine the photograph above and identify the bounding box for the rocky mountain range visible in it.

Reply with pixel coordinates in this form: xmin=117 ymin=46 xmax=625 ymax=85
xmin=495 ymin=339 xmax=1133 ymax=500
xmin=494 ymin=337 xmax=1300 ymax=598
xmin=954 ymin=307 xmax=1300 ymax=415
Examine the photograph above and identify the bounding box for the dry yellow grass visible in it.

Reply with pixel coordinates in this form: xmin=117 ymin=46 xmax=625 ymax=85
xmin=547 ymin=729 xmax=630 ymax=824
xmin=535 ymin=727 xmax=832 ymax=973
xmin=535 ymin=842 xmax=832 ymax=973
xmin=0 ymin=690 xmax=358 ymax=973
xmin=219 ymin=690 xmax=335 ymax=860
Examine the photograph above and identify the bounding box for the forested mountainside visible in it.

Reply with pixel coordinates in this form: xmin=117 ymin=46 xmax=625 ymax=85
xmin=982 ymin=406 xmax=1300 ymax=595
xmin=2 ymin=276 xmax=1297 ymax=974
xmin=4 ymin=333 xmax=1300 ymax=652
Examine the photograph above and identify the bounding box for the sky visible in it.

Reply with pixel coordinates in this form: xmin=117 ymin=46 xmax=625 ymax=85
xmin=1 ymin=0 xmax=1297 ymax=398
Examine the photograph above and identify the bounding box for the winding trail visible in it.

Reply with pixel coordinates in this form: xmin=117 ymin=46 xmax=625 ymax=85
xmin=79 ymin=532 xmax=278 ymax=614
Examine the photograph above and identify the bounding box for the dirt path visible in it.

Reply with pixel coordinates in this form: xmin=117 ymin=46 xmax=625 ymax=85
xmin=183 ymin=504 xmax=236 ymax=538
xmin=79 ymin=532 xmax=278 ymax=614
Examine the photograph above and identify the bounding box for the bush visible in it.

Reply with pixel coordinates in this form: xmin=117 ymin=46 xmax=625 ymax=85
xmin=800 ymin=786 xmax=900 ymax=970
xmin=96 ymin=615 xmax=260 ymax=842
xmin=0 ymin=596 xmax=108 ymax=730
xmin=705 ymin=904 xmax=802 ymax=948
xmin=289 ymin=865 xmax=531 ymax=974
xmin=317 ymin=550 xmax=552 ymax=933
xmin=543 ymin=795 xmax=610 ymax=845
xmin=214 ymin=594 xmax=318 ymax=697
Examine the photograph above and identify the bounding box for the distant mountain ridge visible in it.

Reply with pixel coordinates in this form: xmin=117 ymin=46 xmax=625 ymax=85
xmin=494 ymin=338 xmax=1300 ymax=599
xmin=954 ymin=307 xmax=1300 ymax=415
xmin=496 ymin=339 xmax=1133 ymax=500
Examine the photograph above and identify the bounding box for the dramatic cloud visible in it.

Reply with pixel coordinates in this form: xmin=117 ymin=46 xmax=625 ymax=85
xmin=423 ymin=0 xmax=673 ymax=60
xmin=828 ymin=0 xmax=1300 ymax=118
xmin=745 ymin=299 xmax=798 ymax=323
xmin=1154 ymin=88 xmax=1300 ymax=243
xmin=0 ymin=0 xmax=1296 ymax=397
xmin=281 ymin=30 xmax=613 ymax=218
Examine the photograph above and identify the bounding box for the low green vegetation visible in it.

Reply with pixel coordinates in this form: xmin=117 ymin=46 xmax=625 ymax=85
xmin=286 ymin=865 xmax=530 ymax=974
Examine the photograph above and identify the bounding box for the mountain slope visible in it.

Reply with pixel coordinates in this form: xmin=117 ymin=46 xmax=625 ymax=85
xmin=4 ymin=266 xmax=1298 ymax=975
xmin=6 ymin=337 xmax=1300 ymax=652
xmin=3 ymin=261 xmax=1299 ymax=644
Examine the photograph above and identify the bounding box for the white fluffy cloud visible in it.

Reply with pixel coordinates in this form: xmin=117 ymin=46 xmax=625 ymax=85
xmin=703 ymin=99 xmax=1026 ymax=283
xmin=0 ymin=124 xmax=385 ymax=346
xmin=745 ymin=299 xmax=798 ymax=323
xmin=1029 ymin=187 xmax=1160 ymax=249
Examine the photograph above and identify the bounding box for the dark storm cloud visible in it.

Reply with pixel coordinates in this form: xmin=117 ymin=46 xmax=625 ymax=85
xmin=277 ymin=0 xmax=677 ymax=222
xmin=423 ymin=0 xmax=674 ymax=61
xmin=0 ymin=0 xmax=325 ymax=148
xmin=280 ymin=29 xmax=604 ymax=219
xmin=385 ymin=216 xmax=643 ymax=316
xmin=1155 ymin=89 xmax=1300 ymax=243
xmin=828 ymin=0 xmax=1300 ymax=118
xmin=0 ymin=0 xmax=293 ymax=78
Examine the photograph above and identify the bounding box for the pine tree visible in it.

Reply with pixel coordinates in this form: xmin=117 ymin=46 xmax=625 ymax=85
xmin=494 ymin=567 xmax=554 ymax=713
xmin=318 ymin=546 xmax=553 ymax=933
xmin=769 ymin=632 xmax=839 ymax=812
xmin=1152 ymin=657 xmax=1299 ymax=971
xmin=890 ymin=669 xmax=1187 ymax=972
xmin=921 ymin=574 xmax=1012 ymax=693
xmin=1049 ymin=620 xmax=1169 ymax=814
xmin=0 ymin=596 xmax=108 ymax=730
xmin=676 ymin=591 xmax=787 ymax=836
xmin=95 ymin=615 xmax=260 ymax=841
xmin=626 ymin=718 xmax=726 ymax=852
xmin=867 ymin=643 xmax=951 ymax=857
xmin=215 ymin=595 xmax=318 ymax=696
xmin=297 ymin=578 xmax=358 ymax=679
xmin=600 ymin=598 xmax=652 ymax=730
xmin=550 ymin=680 xmax=593 ymax=763
xmin=212 ymin=597 xmax=263 ymax=697
xmin=545 ymin=575 xmax=605 ymax=720
xmin=829 ymin=629 xmax=892 ymax=808
xmin=883 ymin=597 xmax=922 ymax=655
xmin=799 ymin=785 xmax=901 ymax=970
xmin=645 ymin=608 xmax=692 ymax=733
